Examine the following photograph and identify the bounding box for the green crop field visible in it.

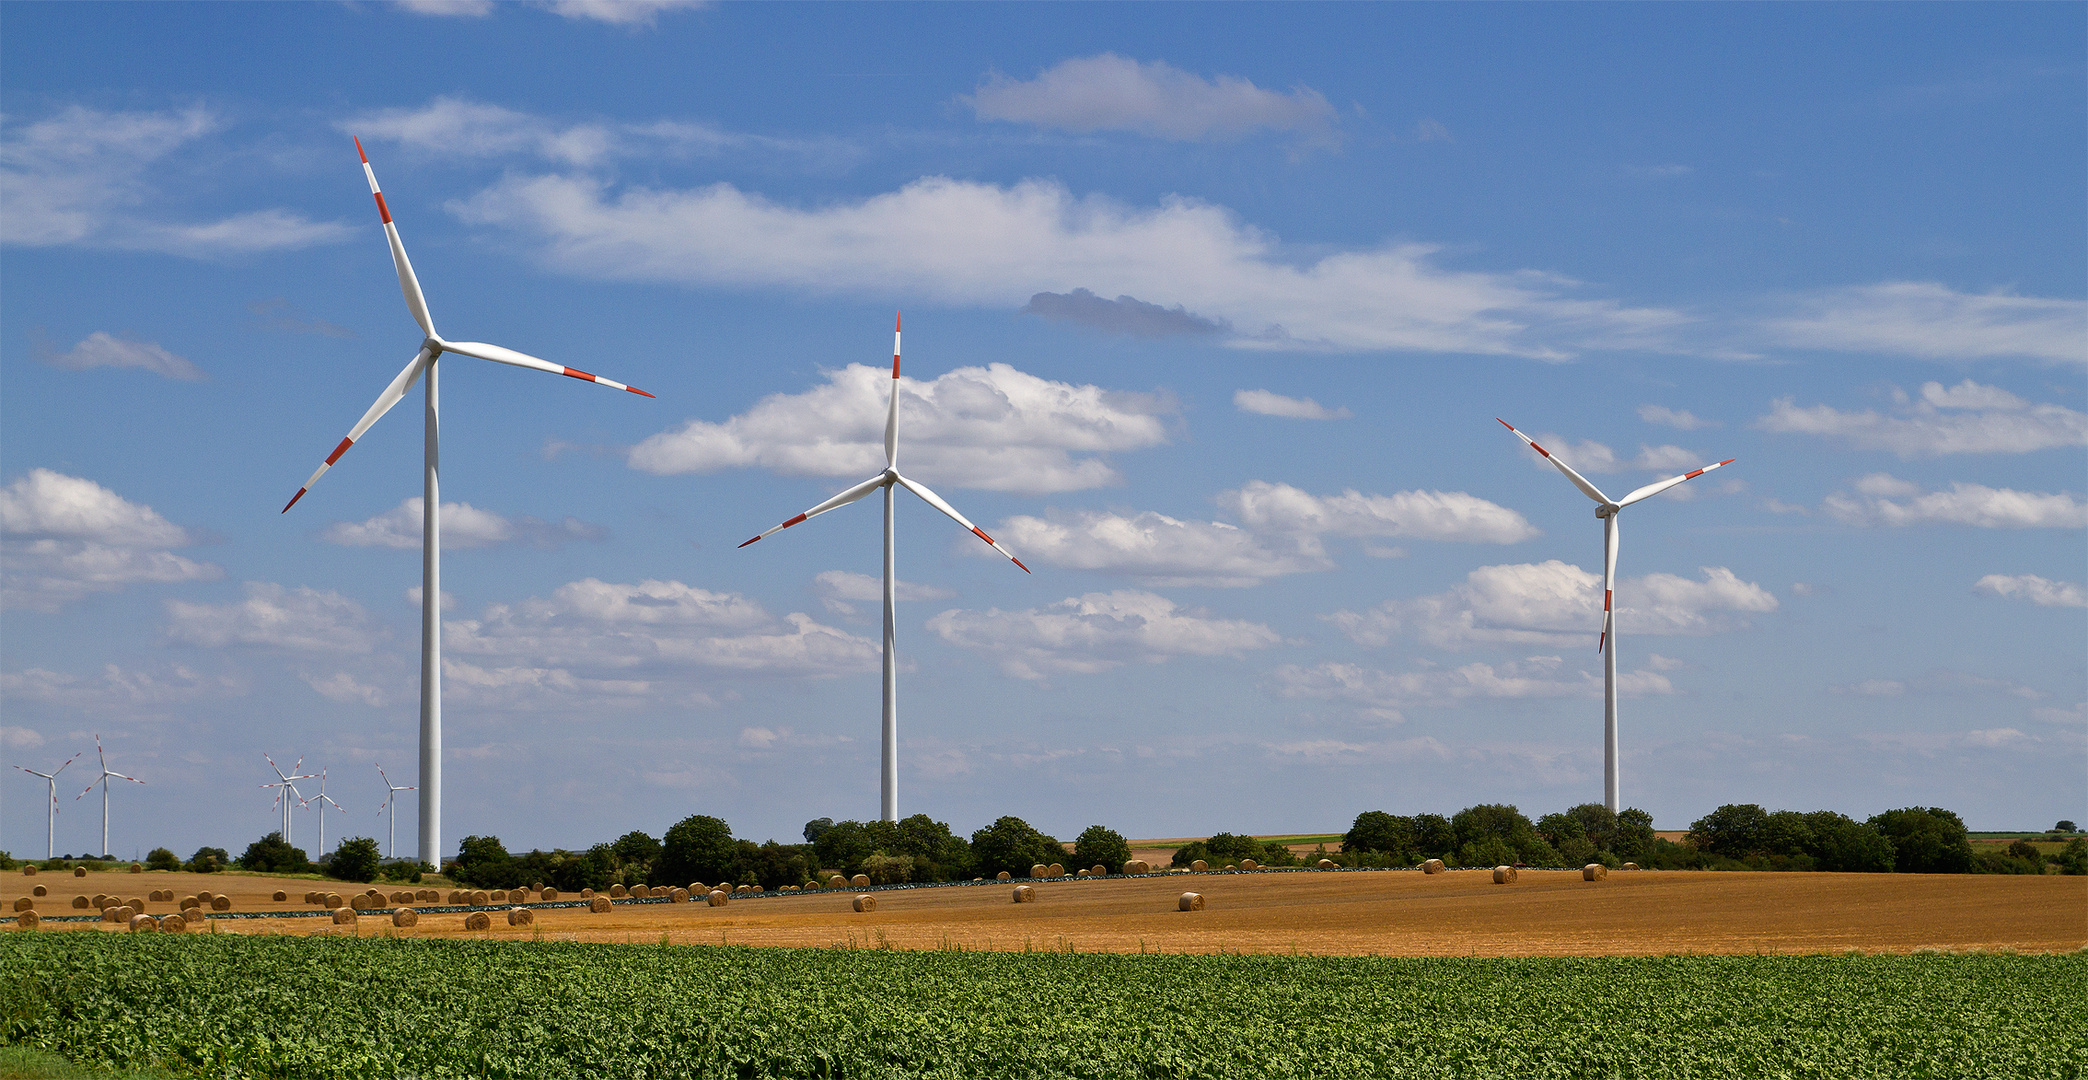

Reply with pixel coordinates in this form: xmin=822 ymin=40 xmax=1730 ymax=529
xmin=4 ymin=936 xmax=2084 ymax=1079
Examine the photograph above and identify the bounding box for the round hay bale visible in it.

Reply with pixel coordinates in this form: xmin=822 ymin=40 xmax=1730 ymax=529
xmin=609 ymin=884 xmax=627 ymax=898
xmin=126 ymin=897 xmax=145 ymax=912
xmin=533 ymin=881 xmax=545 ymax=892
xmin=489 ymin=890 xmax=506 ymax=903
xmin=632 ymin=885 xmax=650 ymax=898
xmin=1422 ymin=859 xmax=1445 ymax=874
xmin=350 ymin=895 xmax=376 ymax=911
xmin=391 ymin=892 xmax=412 ymax=905
xmin=1128 ymin=860 xmax=1151 ymax=875
xmin=469 ymin=891 xmax=490 ymax=906
xmin=850 ymin=874 xmax=870 ymax=888
xmin=507 ymin=907 xmax=533 ymax=926
xmin=303 ymin=891 xmax=319 ymax=905
xmin=828 ymin=875 xmax=846 ymax=889
xmin=1241 ymin=859 xmax=1258 ymax=872
xmin=1317 ymin=859 xmax=1337 ymax=870
xmin=1048 ymin=863 xmax=1065 ymax=878
xmin=272 ymin=890 xmax=288 ymax=902
xmin=92 ymin=893 xmax=109 ymax=908
xmin=540 ymin=888 xmax=559 ymax=902
xmin=324 ymin=893 xmax=344 ymax=909
xmin=589 ymin=896 xmax=612 ymax=914
xmin=1582 ymin=863 xmax=1610 ymax=882
xmin=852 ymin=894 xmax=876 ymax=913
xmin=32 ymin=885 xmax=46 ymax=898
xmin=1178 ymin=892 xmax=1205 ymax=912
xmin=996 ymin=870 xmax=1011 ymax=881
xmin=1076 ymin=869 xmax=1089 ymax=878
xmin=332 ymin=907 xmax=358 ymax=926
xmin=156 ymin=913 xmax=184 ymax=933
xmin=1492 ymin=865 xmax=1518 ymax=885
xmin=1222 ymin=864 xmax=1236 ymax=873
xmin=392 ymin=907 xmax=418 ymax=928
xmin=580 ymin=888 xmax=595 ymax=900
xmin=670 ymin=888 xmax=689 ymax=903
xmin=1028 ymin=864 xmax=1048 ymax=878
xmin=13 ymin=910 xmax=38 ymax=930
xmin=1623 ymin=862 xmax=1640 ymax=871
xmin=129 ymin=864 xmax=143 ymax=874
xmin=1092 ymin=864 xmax=1108 ymax=877
xmin=128 ymin=913 xmax=156 ymax=933
xmin=706 ymin=890 xmax=728 ymax=907
xmin=73 ymin=866 xmax=86 ymax=877
xmin=1012 ymin=885 xmax=1035 ymax=903
xmin=463 ymin=911 xmax=491 ymax=931
xmin=103 ymin=905 xmax=132 ymax=923
xmin=179 ymin=897 xmax=200 ymax=912
xmin=1191 ymin=859 xmax=1208 ymax=872
xmin=447 ymin=890 xmax=463 ymax=904
xmin=71 ymin=895 xmax=89 ymax=910
xmin=21 ymin=866 xmax=34 ymax=877
xmin=11 ymin=897 xmax=31 ymax=913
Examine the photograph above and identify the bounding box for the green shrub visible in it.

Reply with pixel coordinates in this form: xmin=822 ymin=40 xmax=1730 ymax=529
xmin=326 ymin=837 xmax=382 ymax=883
xmin=1072 ymin=825 xmax=1131 ymax=874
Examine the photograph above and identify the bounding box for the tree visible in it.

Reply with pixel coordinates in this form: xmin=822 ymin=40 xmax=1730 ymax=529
xmin=1612 ymin=809 xmax=1656 ymax=861
xmin=812 ymin=820 xmax=893 ymax=876
xmin=1867 ymin=807 xmax=1974 ymax=874
xmin=452 ymin=835 xmax=515 ymax=887
xmin=895 ymin=815 xmax=974 ymax=880
xmin=658 ymin=815 xmax=738 ymax=886
xmin=1343 ymin=812 xmax=1416 ymax=862
xmin=968 ymin=816 xmax=1062 ymax=879
xmin=1687 ymin=804 xmax=1771 ymax=859
xmin=238 ymin=832 xmax=309 ymax=873
xmin=2056 ymin=820 xmax=2079 ymax=834
xmin=144 ymin=847 xmax=181 ymax=872
xmin=1451 ymin=804 xmax=1555 ymax=865
xmin=328 ymin=837 xmax=382 ymax=883
xmin=609 ymin=831 xmax=661 ymax=884
xmin=186 ymin=847 xmax=228 ymax=874
xmin=2054 ymin=837 xmax=2087 ymax=875
xmin=1072 ymin=825 xmax=1132 ymax=874
xmin=803 ymin=818 xmax=835 ymax=844
xmin=1800 ymin=811 xmax=1894 ymax=873
xmin=860 ymin=853 xmax=915 ymax=885
xmin=1411 ymin=814 xmax=1455 ymax=860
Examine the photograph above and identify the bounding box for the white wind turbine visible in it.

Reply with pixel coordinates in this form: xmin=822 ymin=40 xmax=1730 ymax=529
xmin=375 ymin=763 xmax=416 ymax=860
xmin=261 ymin=753 xmax=314 ymax=849
xmin=13 ymin=752 xmax=81 ymax=860
xmin=74 ymin=736 xmax=143 ymax=858
xmin=739 ymin=314 xmax=1030 ymax=822
xmin=1499 ymin=419 xmax=1733 ymax=813
xmin=281 ymin=138 xmax=653 ymax=868
xmin=301 ymin=769 xmax=346 ymax=858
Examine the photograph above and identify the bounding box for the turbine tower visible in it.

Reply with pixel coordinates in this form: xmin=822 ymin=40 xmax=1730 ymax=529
xmin=74 ymin=736 xmax=143 ymax=859
xmin=375 ymin=763 xmax=415 ymax=860
xmin=1499 ymin=419 xmax=1732 ymax=813
xmin=13 ymin=752 xmax=80 ymax=859
xmin=740 ymin=315 xmax=1029 ymax=822
xmin=282 ymin=139 xmax=653 ymax=868
xmin=262 ymin=753 xmax=313 ymax=849
xmin=302 ymin=769 xmax=345 ymax=858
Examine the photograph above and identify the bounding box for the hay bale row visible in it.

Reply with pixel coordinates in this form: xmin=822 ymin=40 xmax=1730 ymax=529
xmin=1011 ymin=885 xmax=1035 ymax=903
xmin=100 ymin=905 xmax=132 ymax=923
xmin=1583 ymin=863 xmax=1609 ymax=881
xmin=507 ymin=907 xmax=533 ymax=926
xmin=1178 ymin=892 xmax=1205 ymax=911
xmin=463 ymin=911 xmax=491 ymax=931
xmin=852 ymin=894 xmax=876 ymax=912
xmin=1422 ymin=859 xmax=1445 ymax=875
xmin=706 ymin=890 xmax=728 ymax=907
xmin=588 ymin=896 xmax=612 ymax=914
xmin=1492 ymin=865 xmax=1518 ymax=885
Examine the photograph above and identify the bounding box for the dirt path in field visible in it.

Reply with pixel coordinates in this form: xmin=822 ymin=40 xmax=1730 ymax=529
xmin=15 ymin=867 xmax=2083 ymax=957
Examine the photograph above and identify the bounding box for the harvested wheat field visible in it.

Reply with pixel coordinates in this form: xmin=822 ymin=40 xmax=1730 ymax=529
xmin=22 ymin=867 xmax=2081 ymax=956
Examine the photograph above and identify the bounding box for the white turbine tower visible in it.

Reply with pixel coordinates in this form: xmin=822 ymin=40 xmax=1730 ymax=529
xmin=74 ymin=736 xmax=143 ymax=858
xmin=12 ymin=753 xmax=81 ymax=860
xmin=739 ymin=314 xmax=1030 ymax=822
xmin=375 ymin=763 xmax=416 ymax=861
xmin=281 ymin=138 xmax=653 ymax=869
xmin=302 ymin=769 xmax=345 ymax=858
xmin=261 ymin=753 xmax=314 ymax=849
xmin=1499 ymin=418 xmax=1733 ymax=813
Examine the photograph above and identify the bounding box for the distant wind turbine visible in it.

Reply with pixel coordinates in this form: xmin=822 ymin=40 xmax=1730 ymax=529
xmin=1499 ymin=418 xmax=1733 ymax=813
xmin=739 ymin=314 xmax=1030 ymax=823
xmin=74 ymin=736 xmax=143 ymax=858
xmin=13 ymin=752 xmax=81 ymax=859
xmin=375 ymin=763 xmax=416 ymax=860
xmin=301 ymin=769 xmax=345 ymax=858
xmin=280 ymin=138 xmax=654 ymax=868
xmin=261 ymin=753 xmax=314 ymax=849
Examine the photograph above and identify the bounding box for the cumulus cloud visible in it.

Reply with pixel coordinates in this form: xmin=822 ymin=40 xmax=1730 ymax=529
xmin=1757 ymin=379 xmax=2086 ymax=457
xmin=36 ymin=331 xmax=204 ymax=380
xmin=811 ymin=570 xmax=953 ymax=616
xmin=1 ymin=663 xmax=243 ymax=716
xmin=926 ymin=590 xmax=1281 ymax=680
xmin=981 ymin=509 xmax=1330 ymax=588
xmin=165 ymin=582 xmax=385 ymax=653
xmin=347 ymin=96 xmax=844 ymax=170
xmin=319 ymin=497 xmax=607 ymax=550
xmin=1974 ymin=573 xmax=2087 ymax=608
xmin=1 ymin=469 xmax=220 ymax=612
xmin=1217 ymin=480 xmax=1539 ymax=545
xmin=0 ymin=106 xmax=351 ymax=255
xmin=452 ymin=173 xmax=1688 ymax=358
xmin=1328 ymin=560 xmax=1778 ymax=650
xmin=1273 ymin=656 xmax=1675 ymax=722
xmin=1821 ymin=474 xmax=2086 ymax=529
xmin=966 ymin=54 xmax=1339 ymax=146
xmin=1637 ymin=405 xmax=1717 ymax=430
xmin=1234 ymin=389 xmax=1351 ymax=420
xmin=629 ymin=362 xmax=1170 ymax=493
xmin=1769 ymin=282 xmax=2088 ymax=365
xmin=1024 ymin=288 xmax=1227 ymax=338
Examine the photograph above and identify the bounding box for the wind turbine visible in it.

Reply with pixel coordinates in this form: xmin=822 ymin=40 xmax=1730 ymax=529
xmin=74 ymin=736 xmax=143 ymax=858
xmin=301 ymin=769 xmax=345 ymax=858
xmin=375 ymin=763 xmax=416 ymax=860
xmin=739 ymin=315 xmax=1028 ymax=822
xmin=261 ymin=753 xmax=314 ymax=849
xmin=281 ymin=139 xmax=654 ymax=868
xmin=12 ymin=753 xmax=80 ymax=859
xmin=1499 ymin=419 xmax=1732 ymax=813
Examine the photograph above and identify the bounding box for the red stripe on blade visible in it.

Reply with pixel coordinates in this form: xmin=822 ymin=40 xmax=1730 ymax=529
xmin=892 ymin=356 xmax=900 ymax=378
xmin=1012 ymin=557 xmax=1031 ymax=573
xmin=1684 ymin=468 xmax=1703 ymax=480
xmin=1718 ymin=459 xmax=1735 ymax=466
xmin=782 ymin=514 xmax=807 ymax=529
xmin=737 ymin=536 xmax=762 ymax=548
xmin=373 ymin=192 xmax=391 ymax=224
xmin=972 ymin=527 xmax=995 ymax=545
xmin=1531 ymin=442 xmax=1550 ymax=457
xmin=355 ymin=137 xmax=367 ymax=164
xmin=625 ymin=385 xmax=655 ymax=398
xmin=324 ymin=437 xmax=354 ymax=465
xmin=281 ymin=489 xmax=308 ymax=514
xmin=1605 ymin=589 xmax=1612 ymax=610
xmin=560 ymin=367 xmax=599 ymax=383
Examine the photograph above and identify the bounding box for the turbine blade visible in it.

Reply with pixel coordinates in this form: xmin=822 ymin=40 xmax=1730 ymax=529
xmin=282 ymin=347 xmax=433 ymax=512
xmin=440 ymin=340 xmax=655 ymax=397
xmin=1600 ymin=514 xmax=1619 ymax=652
xmin=885 ymin=311 xmax=901 ymax=468
xmin=894 ymin=473 xmax=1030 ymax=573
xmin=1617 ymin=459 xmax=1736 ymax=508
xmin=108 ymin=771 xmax=143 ymax=785
xmin=1498 ymin=419 xmax=1613 ymax=506
xmin=355 ymin=137 xmax=437 ymax=339
xmin=737 ymin=473 xmax=888 ymax=547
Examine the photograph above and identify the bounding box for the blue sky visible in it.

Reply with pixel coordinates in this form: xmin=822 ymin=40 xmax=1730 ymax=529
xmin=3 ymin=1 xmax=2082 ymax=862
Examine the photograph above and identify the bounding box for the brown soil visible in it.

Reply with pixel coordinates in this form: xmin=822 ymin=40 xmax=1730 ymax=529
xmin=14 ymin=866 xmax=2082 ymax=957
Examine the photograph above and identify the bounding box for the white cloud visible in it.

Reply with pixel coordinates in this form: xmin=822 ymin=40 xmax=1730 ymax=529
xmin=1024 ymin=288 xmax=1226 ymax=337
xmin=0 ymin=469 xmax=220 ymax=612
xmin=1769 ymin=282 xmax=2088 ymax=365
xmin=301 ymin=671 xmax=389 ymax=707
xmin=0 ymin=106 xmax=351 ymax=255
xmin=926 ymin=590 xmax=1281 ymax=680
xmin=0 ymin=663 xmax=243 ymax=715
xmin=1757 ymin=380 xmax=2087 ymax=457
xmin=392 ymin=0 xmax=494 ymax=14
xmin=319 ymin=497 xmax=607 ymax=550
xmin=164 ymin=582 xmax=385 ymax=653
xmin=1975 ymin=573 xmax=2087 ymax=609
xmin=452 ymin=172 xmax=1688 ymax=358
xmin=1273 ymin=656 xmax=1675 ymax=722
xmin=37 ymin=331 xmax=204 ymax=380
xmin=629 ymin=362 xmax=1170 ymax=493
xmin=1822 ymin=475 xmax=2086 ymax=529
xmin=1637 ymin=405 xmax=1717 ymax=430
xmin=811 ymin=570 xmax=952 ymax=616
xmin=439 ymin=658 xmax=654 ymax=710
xmin=1646 ymin=653 xmax=1686 ymax=671
xmin=966 ymin=54 xmax=1339 ymax=146
xmin=735 ymin=725 xmax=849 ymax=751
xmin=347 ymin=96 xmax=845 ymax=170
xmin=982 ymin=509 xmax=1329 ymax=588
xmin=1217 ymin=480 xmax=1539 ymax=545
xmin=539 ymin=0 xmax=706 ymax=26
xmin=1329 ymin=560 xmax=1779 ymax=650
xmin=1234 ymin=389 xmax=1351 ymax=420
xmin=1 ymin=726 xmax=46 ymax=749
xmin=1521 ymin=434 xmax=1715 ymax=476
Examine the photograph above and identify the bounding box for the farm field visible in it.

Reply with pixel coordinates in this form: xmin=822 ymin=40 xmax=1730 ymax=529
xmin=13 ymin=865 xmax=2084 ymax=956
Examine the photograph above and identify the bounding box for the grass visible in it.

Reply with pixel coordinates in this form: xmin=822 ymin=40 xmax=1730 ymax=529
xmin=0 ymin=1046 xmax=174 ymax=1079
